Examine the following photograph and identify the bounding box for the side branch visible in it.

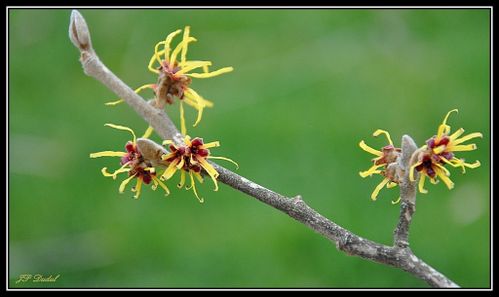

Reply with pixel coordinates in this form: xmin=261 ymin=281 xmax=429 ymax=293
xmin=69 ymin=10 xmax=458 ymax=288
xmin=393 ymin=135 xmax=418 ymax=248
xmin=214 ymin=164 xmax=458 ymax=288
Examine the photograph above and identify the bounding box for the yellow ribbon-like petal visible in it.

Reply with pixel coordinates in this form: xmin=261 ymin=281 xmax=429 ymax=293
xmin=142 ymin=126 xmax=154 ymax=139
xmin=443 ymin=109 xmax=458 ymax=126
xmin=152 ymin=175 xmax=170 ymax=196
xmin=184 ymin=88 xmax=214 ymax=108
xmin=189 ymin=171 xmax=204 ymax=203
xmin=179 ymin=101 xmax=187 ymax=135
xmin=180 ymin=26 xmax=191 ymax=64
xmin=163 ymin=29 xmax=183 ymax=63
xmin=435 ymin=167 xmax=454 ymax=190
xmin=443 ymin=157 xmax=481 ymax=174
xmin=463 ymin=160 xmax=481 ymax=169
xmin=359 ymin=163 xmax=385 ymax=178
xmin=184 ymin=135 xmax=192 ymax=146
xmin=418 ymin=174 xmax=428 ymax=194
xmin=193 ymin=171 xmax=204 ymax=183
xmin=202 ymin=141 xmax=220 ymax=149
xmin=432 ymin=145 xmax=447 ymax=155
xmin=409 ymin=161 xmax=422 ymax=182
xmin=434 ymin=162 xmax=451 ymax=176
xmin=391 ymin=197 xmax=401 ymax=205
xmin=193 ymin=104 xmax=204 ymax=128
xmin=359 ymin=140 xmax=383 ymax=157
xmin=206 ymin=169 xmax=219 ymax=192
xmin=372 ymin=129 xmax=393 ymax=146
xmin=132 ymin=178 xmax=143 ymax=199
xmin=208 ymin=156 xmax=239 ymax=169
xmin=176 ymin=157 xmax=185 ymax=169
xmin=186 ymin=67 xmax=234 ymax=78
xmin=177 ymin=61 xmax=212 ymax=75
xmin=104 ymin=123 xmax=136 ymax=144
xmin=449 ymin=144 xmax=477 ymax=152
xmin=149 ymin=44 xmax=164 ymax=73
xmin=105 ymin=84 xmax=155 ymax=106
xmin=161 ymin=152 xmax=177 ymax=161
xmin=119 ymin=174 xmax=137 ymax=193
xmin=101 ymin=163 xmax=130 ymax=179
xmin=161 ymin=159 xmax=180 ymax=181
xmin=371 ymin=178 xmax=390 ymax=201
xmin=177 ymin=170 xmax=186 ymax=189
xmin=90 ymin=151 xmax=126 ymax=158
xmin=197 ymin=157 xmax=219 ymax=179
xmin=386 ymin=182 xmax=398 ymax=189
xmin=170 ymin=37 xmax=196 ymax=66
xmin=441 ymin=157 xmax=466 ymax=173
xmin=105 ymin=99 xmax=124 ymax=106
xmin=452 ymin=132 xmax=483 ymax=146
xmin=183 ymin=88 xmax=213 ymax=127
xmin=449 ymin=128 xmax=465 ymax=141
xmin=436 ymin=109 xmax=458 ymax=140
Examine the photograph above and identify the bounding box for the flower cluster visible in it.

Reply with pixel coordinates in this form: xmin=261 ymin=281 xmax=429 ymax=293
xmin=359 ymin=129 xmax=401 ymax=202
xmin=91 ymin=27 xmax=237 ymax=202
xmin=106 ymin=26 xmax=233 ymax=135
xmin=160 ymin=136 xmax=238 ymax=202
xmin=409 ymin=109 xmax=482 ymax=194
xmin=90 ymin=124 xmax=169 ymax=199
xmin=359 ymin=109 xmax=482 ymax=202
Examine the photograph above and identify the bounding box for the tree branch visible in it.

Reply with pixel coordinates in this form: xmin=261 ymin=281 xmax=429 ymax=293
xmin=69 ymin=10 xmax=458 ymax=288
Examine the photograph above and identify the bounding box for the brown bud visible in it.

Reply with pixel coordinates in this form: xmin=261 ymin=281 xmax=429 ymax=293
xmin=136 ymin=138 xmax=169 ymax=168
xmin=69 ymin=10 xmax=93 ymax=52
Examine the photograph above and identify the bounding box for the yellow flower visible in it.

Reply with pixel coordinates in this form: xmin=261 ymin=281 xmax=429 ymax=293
xmin=409 ymin=109 xmax=482 ymax=194
xmin=106 ymin=26 xmax=233 ymax=135
xmin=90 ymin=124 xmax=170 ymax=199
xmin=359 ymin=129 xmax=401 ymax=202
xmin=160 ymin=135 xmax=238 ymax=202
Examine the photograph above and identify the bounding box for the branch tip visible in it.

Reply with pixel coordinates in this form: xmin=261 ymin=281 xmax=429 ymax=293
xmin=401 ymin=135 xmax=418 ymax=168
xmin=69 ymin=10 xmax=92 ymax=52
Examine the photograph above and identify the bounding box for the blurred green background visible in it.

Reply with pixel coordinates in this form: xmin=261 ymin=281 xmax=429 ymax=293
xmin=9 ymin=9 xmax=490 ymax=288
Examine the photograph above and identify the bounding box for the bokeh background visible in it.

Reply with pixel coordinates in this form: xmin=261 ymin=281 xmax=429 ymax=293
xmin=9 ymin=9 xmax=490 ymax=288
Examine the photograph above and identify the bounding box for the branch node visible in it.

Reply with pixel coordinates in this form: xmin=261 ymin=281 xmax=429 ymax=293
xmin=292 ymin=195 xmax=303 ymax=205
xmin=336 ymin=233 xmax=354 ymax=254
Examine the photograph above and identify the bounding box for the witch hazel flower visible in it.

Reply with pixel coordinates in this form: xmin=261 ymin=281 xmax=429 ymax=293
xmin=90 ymin=124 xmax=170 ymax=199
xmin=359 ymin=129 xmax=401 ymax=202
xmin=160 ymin=135 xmax=238 ymax=203
xmin=409 ymin=109 xmax=482 ymax=193
xmin=106 ymin=26 xmax=233 ymax=135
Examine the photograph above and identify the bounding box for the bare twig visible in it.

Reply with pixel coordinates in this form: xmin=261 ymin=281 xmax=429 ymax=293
xmin=70 ymin=10 xmax=458 ymax=288
xmin=393 ymin=135 xmax=418 ymax=248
